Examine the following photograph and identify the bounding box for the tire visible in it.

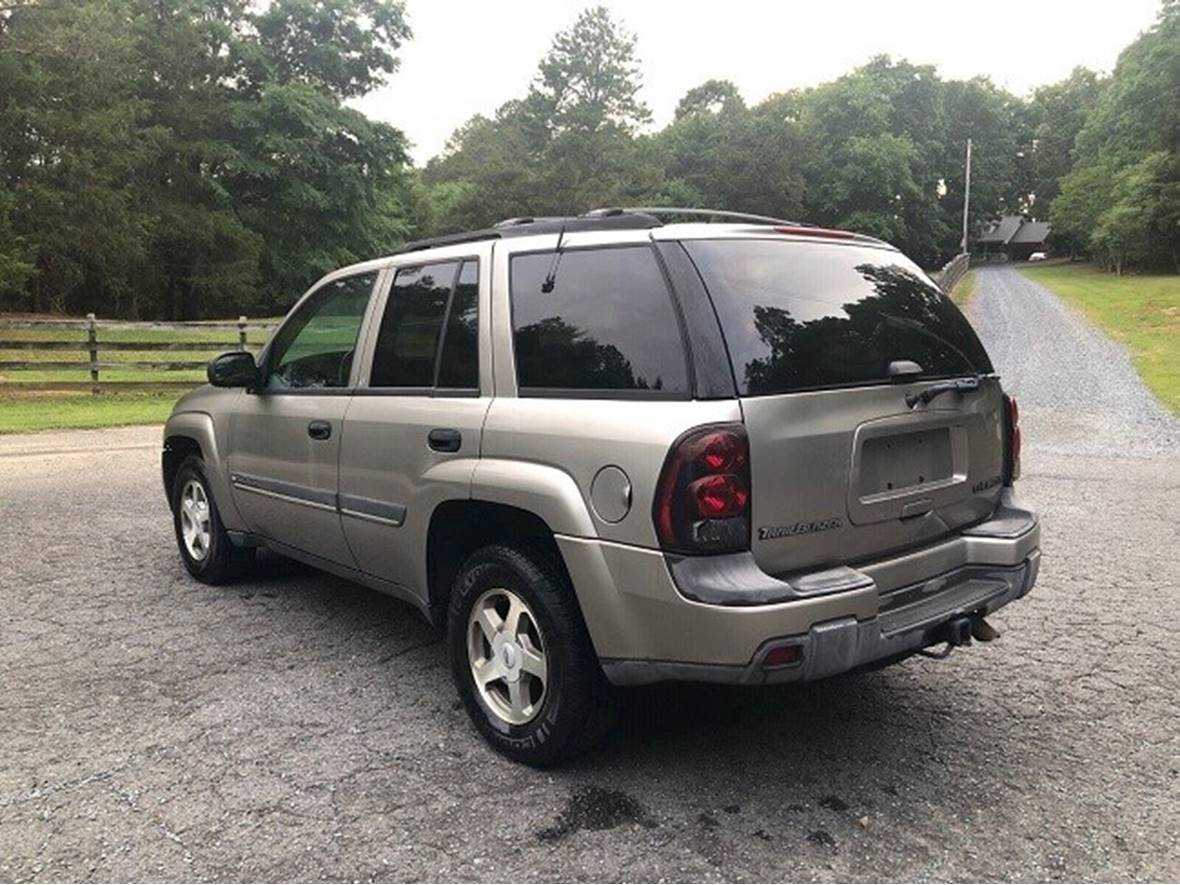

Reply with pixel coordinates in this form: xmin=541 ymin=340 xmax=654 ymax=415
xmin=448 ymin=543 xmax=616 ymax=767
xmin=171 ymin=455 xmax=251 ymax=585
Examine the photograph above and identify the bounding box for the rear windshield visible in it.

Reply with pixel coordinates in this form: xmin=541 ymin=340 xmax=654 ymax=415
xmin=684 ymin=239 xmax=992 ymax=396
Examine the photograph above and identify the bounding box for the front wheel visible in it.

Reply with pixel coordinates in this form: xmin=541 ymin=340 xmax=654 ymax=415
xmin=171 ymin=455 xmax=251 ymax=584
xmin=448 ymin=544 xmax=615 ymax=767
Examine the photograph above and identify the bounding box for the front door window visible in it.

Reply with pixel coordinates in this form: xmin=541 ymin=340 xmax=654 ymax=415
xmin=266 ymin=272 xmax=377 ymax=390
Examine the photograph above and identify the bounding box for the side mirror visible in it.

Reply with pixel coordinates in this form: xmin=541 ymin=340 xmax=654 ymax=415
xmin=207 ymin=351 xmax=259 ymax=388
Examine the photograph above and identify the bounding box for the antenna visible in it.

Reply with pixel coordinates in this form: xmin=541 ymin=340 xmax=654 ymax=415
xmin=541 ymin=220 xmax=568 ymax=294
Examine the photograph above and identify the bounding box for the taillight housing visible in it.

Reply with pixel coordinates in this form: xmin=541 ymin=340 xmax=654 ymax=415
xmin=1003 ymin=394 xmax=1022 ymax=483
xmin=653 ymin=424 xmax=751 ymax=554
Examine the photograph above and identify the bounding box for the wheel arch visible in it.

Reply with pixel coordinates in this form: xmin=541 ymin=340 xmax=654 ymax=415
xmin=162 ymin=411 xmax=246 ymax=530
xmin=425 ymin=499 xmax=577 ymax=628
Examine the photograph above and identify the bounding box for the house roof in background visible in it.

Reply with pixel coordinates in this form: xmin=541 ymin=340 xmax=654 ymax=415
xmin=977 ymin=215 xmax=1024 ymax=244
xmin=1010 ymin=220 xmax=1051 ymax=244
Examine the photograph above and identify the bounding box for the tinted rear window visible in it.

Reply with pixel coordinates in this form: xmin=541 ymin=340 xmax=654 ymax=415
xmin=370 ymin=261 xmax=457 ymax=388
xmin=437 ymin=260 xmax=479 ymax=389
xmin=684 ymin=239 xmax=992 ymax=396
xmin=510 ymin=246 xmax=688 ymax=395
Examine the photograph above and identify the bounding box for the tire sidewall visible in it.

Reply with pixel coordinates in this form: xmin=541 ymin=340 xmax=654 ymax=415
xmin=448 ymin=550 xmax=582 ymax=764
xmin=171 ymin=457 xmax=225 ymax=580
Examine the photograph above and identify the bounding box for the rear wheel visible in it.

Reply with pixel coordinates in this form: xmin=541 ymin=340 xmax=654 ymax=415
xmin=448 ymin=544 xmax=615 ymax=767
xmin=171 ymin=455 xmax=250 ymax=584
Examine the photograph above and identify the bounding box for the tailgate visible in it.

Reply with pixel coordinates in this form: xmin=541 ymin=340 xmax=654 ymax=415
xmin=743 ymin=383 xmax=1005 ymax=574
xmin=679 ymin=234 xmax=1003 ymax=575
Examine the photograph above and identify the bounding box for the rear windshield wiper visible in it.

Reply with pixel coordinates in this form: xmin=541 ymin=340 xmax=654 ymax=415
xmin=905 ymin=376 xmax=984 ymax=408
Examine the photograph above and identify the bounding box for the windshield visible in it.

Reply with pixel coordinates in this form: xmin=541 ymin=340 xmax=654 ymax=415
xmin=683 ymin=238 xmax=993 ymax=396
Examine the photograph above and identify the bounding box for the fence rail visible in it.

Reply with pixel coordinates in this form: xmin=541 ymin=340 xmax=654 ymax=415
xmin=0 ymin=313 xmax=277 ymax=393
xmin=936 ymin=253 xmax=971 ymax=293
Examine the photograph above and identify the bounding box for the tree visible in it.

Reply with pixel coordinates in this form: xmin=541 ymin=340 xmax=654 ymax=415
xmin=1090 ymin=152 xmax=1180 ymax=273
xmin=530 ymin=5 xmax=650 ymax=137
xmin=0 ymin=0 xmax=152 ymax=315
xmin=1050 ymin=1 xmax=1180 ymax=271
xmin=674 ymin=79 xmax=746 ymax=120
xmin=939 ymin=76 xmax=1028 ymax=249
xmin=656 ymin=82 xmax=806 ymax=220
xmin=248 ymin=0 xmax=411 ymax=100
xmin=1025 ymin=67 xmax=1102 ymax=210
xmin=0 ymin=0 xmax=415 ymax=317
xmin=420 ymin=6 xmax=669 ymax=228
xmin=798 ymin=58 xmax=958 ymax=267
xmin=1050 ymin=161 xmax=1117 ymax=258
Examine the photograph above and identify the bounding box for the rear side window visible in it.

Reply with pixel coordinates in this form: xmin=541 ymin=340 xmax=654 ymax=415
xmin=369 ymin=259 xmax=479 ymax=390
xmin=437 ymin=260 xmax=479 ymax=388
xmin=510 ymin=246 xmax=688 ymax=396
xmin=683 ymin=239 xmax=993 ymax=396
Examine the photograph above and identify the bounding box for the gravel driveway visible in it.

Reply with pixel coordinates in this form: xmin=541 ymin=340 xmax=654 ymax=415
xmin=2 ymin=265 xmax=1178 ymax=882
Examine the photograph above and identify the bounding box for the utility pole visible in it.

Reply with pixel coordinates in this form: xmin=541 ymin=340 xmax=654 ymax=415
xmin=960 ymin=138 xmax=972 ymax=254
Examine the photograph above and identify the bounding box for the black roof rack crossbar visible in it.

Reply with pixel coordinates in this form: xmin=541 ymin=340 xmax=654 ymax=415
xmin=591 ymin=207 xmax=814 ymax=227
xmin=394 ymin=228 xmax=501 ymax=254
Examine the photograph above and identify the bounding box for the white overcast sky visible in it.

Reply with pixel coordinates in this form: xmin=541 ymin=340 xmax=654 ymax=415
xmin=351 ymin=0 xmax=1163 ymax=166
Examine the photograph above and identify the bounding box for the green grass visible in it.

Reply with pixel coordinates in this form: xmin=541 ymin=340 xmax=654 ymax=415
xmin=949 ymin=269 xmax=977 ymax=308
xmin=0 ymin=391 xmax=180 ymax=433
xmin=1019 ymin=262 xmax=1180 ymax=414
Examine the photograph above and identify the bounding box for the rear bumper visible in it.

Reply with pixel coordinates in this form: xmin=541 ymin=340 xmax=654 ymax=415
xmin=557 ymin=490 xmax=1040 ymax=686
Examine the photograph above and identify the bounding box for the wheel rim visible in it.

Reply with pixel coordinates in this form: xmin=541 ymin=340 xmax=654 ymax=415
xmin=467 ymin=587 xmax=548 ymax=726
xmin=179 ymin=479 xmax=213 ymax=562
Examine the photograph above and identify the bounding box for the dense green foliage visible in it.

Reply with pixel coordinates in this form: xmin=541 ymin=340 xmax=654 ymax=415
xmin=1049 ymin=2 xmax=1180 ymax=273
xmin=0 ymin=0 xmax=412 ymax=318
xmin=420 ymin=22 xmax=1038 ymax=272
xmin=1 ymin=2 xmax=1175 ymax=320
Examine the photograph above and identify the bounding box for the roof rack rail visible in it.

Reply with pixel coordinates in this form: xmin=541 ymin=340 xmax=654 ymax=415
xmin=394 ymin=228 xmax=501 ymax=254
xmin=394 ymin=207 xmax=862 ymax=256
xmin=488 ymin=212 xmax=662 ymax=233
xmin=590 ymin=207 xmax=814 ymax=227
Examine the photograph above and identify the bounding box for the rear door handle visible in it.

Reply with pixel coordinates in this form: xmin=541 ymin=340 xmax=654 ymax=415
xmin=307 ymin=420 xmax=332 ymax=441
xmin=428 ymin=428 xmax=461 ymax=453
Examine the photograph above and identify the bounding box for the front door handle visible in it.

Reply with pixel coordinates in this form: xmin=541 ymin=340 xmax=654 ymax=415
xmin=307 ymin=420 xmax=332 ymax=441
xmin=428 ymin=428 xmax=461 ymax=453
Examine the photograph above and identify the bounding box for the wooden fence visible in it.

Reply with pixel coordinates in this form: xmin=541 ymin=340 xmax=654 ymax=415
xmin=0 ymin=314 xmax=277 ymax=393
xmin=936 ymin=253 xmax=971 ymax=293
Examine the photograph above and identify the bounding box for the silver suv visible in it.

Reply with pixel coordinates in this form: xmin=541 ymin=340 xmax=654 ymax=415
xmin=163 ymin=208 xmax=1040 ymax=766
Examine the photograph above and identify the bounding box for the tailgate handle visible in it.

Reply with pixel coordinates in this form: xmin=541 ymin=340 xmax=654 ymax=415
xmin=428 ymin=428 xmax=462 ymax=452
xmin=900 ymin=499 xmax=933 ymax=520
xmin=888 ymin=359 xmax=924 ymax=380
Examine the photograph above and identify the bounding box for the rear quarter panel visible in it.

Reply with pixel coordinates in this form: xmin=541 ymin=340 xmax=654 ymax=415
xmin=480 ymin=397 xmax=742 ymax=547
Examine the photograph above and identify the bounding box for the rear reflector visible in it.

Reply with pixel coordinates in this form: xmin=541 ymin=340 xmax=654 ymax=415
xmin=763 ymin=644 xmax=803 ymax=667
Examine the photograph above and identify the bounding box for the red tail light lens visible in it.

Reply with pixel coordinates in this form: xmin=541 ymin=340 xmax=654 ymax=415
xmin=690 ymin=474 xmax=749 ymax=518
xmin=1004 ymin=395 xmax=1022 ymax=483
xmin=700 ymin=431 xmax=742 ymax=471
xmin=654 ymin=425 xmax=751 ymax=554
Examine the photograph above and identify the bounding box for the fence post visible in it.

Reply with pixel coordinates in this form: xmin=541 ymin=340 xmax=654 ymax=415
xmin=238 ymin=316 xmax=247 ymax=351
xmin=87 ymin=313 xmax=99 ymax=394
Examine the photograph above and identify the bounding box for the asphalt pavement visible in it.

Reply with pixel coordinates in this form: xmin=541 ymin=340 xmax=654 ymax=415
xmin=1 ymin=264 xmax=1177 ymax=882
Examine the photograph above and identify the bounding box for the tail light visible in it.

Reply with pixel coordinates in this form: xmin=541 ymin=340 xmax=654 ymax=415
xmin=1003 ymin=395 xmax=1021 ymax=483
xmin=654 ymin=424 xmax=751 ymax=554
